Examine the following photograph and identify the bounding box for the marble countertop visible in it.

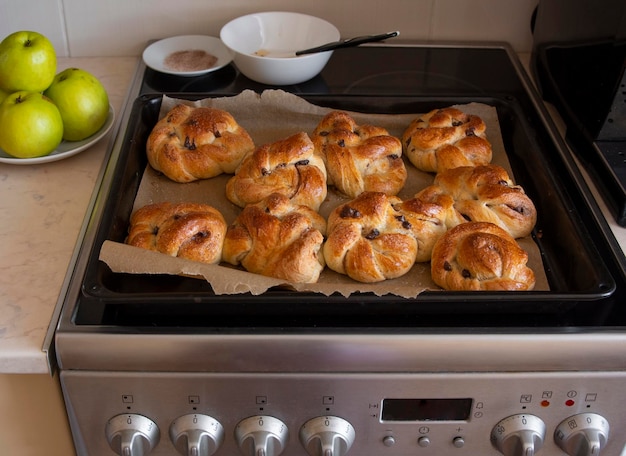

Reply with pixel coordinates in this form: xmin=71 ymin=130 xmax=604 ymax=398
xmin=0 ymin=55 xmax=624 ymax=374
xmin=0 ymin=57 xmax=137 ymax=373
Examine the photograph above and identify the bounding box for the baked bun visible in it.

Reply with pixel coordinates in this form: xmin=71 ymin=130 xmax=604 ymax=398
xmin=396 ymin=196 xmax=458 ymax=262
xmin=431 ymin=222 xmax=535 ymax=291
xmin=222 ymin=193 xmax=326 ymax=283
xmin=226 ymin=132 xmax=327 ymax=211
xmin=126 ymin=202 xmax=227 ymax=264
xmin=323 ymin=192 xmax=420 ymax=282
xmin=312 ymin=110 xmax=407 ymax=197
xmin=416 ymin=164 xmax=537 ymax=238
xmin=402 ymin=107 xmax=492 ymax=173
xmin=146 ymin=104 xmax=255 ymax=183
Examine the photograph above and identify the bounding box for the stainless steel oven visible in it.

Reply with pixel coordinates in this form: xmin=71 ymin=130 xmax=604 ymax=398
xmin=52 ymin=43 xmax=626 ymax=456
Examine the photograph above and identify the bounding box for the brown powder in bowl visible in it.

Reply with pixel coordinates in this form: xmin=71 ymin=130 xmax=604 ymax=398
xmin=164 ymin=49 xmax=218 ymax=72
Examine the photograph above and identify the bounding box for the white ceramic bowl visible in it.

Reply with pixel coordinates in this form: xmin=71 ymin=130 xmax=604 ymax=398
xmin=220 ymin=11 xmax=340 ymax=85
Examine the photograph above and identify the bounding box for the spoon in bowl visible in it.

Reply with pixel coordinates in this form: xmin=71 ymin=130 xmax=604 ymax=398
xmin=295 ymin=30 xmax=400 ymax=56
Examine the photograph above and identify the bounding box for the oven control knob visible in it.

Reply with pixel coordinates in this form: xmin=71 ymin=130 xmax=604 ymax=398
xmin=554 ymin=413 xmax=609 ymax=456
xmin=235 ymin=415 xmax=289 ymax=456
xmin=106 ymin=413 xmax=160 ymax=456
xmin=299 ymin=416 xmax=356 ymax=456
xmin=169 ymin=413 xmax=225 ymax=456
xmin=491 ymin=414 xmax=546 ymax=456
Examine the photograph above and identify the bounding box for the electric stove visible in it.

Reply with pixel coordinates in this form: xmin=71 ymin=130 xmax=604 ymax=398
xmin=52 ymin=43 xmax=626 ymax=456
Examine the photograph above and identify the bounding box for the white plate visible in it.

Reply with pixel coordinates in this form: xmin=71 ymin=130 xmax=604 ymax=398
xmin=142 ymin=35 xmax=233 ymax=76
xmin=0 ymin=105 xmax=115 ymax=165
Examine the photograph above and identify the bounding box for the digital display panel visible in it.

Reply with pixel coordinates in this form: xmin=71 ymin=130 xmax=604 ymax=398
xmin=381 ymin=398 xmax=473 ymax=421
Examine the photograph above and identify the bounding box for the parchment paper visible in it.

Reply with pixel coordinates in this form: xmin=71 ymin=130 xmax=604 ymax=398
xmin=100 ymin=90 xmax=548 ymax=297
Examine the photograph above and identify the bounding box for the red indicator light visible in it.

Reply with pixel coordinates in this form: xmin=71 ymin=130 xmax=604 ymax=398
xmin=565 ymin=399 xmax=575 ymax=406
xmin=541 ymin=400 xmax=550 ymax=407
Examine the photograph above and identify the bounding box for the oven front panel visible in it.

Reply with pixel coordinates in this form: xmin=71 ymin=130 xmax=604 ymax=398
xmin=61 ymin=371 xmax=626 ymax=456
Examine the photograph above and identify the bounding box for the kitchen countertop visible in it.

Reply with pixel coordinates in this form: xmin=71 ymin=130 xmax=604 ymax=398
xmin=0 ymin=54 xmax=624 ymax=374
xmin=0 ymin=57 xmax=137 ymax=373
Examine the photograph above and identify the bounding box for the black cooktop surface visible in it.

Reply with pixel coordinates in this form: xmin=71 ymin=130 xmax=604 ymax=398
xmin=142 ymin=45 xmax=530 ymax=98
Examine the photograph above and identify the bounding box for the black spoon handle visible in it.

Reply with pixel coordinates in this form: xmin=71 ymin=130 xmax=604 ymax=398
xmin=295 ymin=31 xmax=400 ymax=56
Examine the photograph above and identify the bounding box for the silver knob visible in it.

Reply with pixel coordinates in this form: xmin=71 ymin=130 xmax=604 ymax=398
xmin=106 ymin=413 xmax=160 ymax=456
xmin=235 ymin=415 xmax=289 ymax=456
xmin=169 ymin=414 xmax=225 ymax=456
xmin=554 ymin=413 xmax=610 ymax=456
xmin=491 ymin=414 xmax=546 ymax=456
xmin=299 ymin=416 xmax=356 ymax=456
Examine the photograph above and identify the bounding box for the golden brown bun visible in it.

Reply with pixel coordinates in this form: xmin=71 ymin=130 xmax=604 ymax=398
xmin=416 ymin=164 xmax=537 ymax=238
xmin=146 ymin=104 xmax=255 ymax=183
xmin=323 ymin=192 xmax=420 ymax=282
xmin=126 ymin=202 xmax=227 ymax=264
xmin=396 ymin=196 xmax=457 ymax=263
xmin=402 ymin=107 xmax=492 ymax=173
xmin=431 ymin=222 xmax=535 ymax=291
xmin=226 ymin=132 xmax=327 ymax=211
xmin=222 ymin=193 xmax=326 ymax=283
xmin=312 ymin=110 xmax=407 ymax=197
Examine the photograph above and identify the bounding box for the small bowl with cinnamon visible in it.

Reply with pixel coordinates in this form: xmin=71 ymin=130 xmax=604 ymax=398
xmin=142 ymin=35 xmax=234 ymax=76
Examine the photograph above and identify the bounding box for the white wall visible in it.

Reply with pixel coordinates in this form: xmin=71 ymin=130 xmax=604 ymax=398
xmin=1 ymin=0 xmax=537 ymax=57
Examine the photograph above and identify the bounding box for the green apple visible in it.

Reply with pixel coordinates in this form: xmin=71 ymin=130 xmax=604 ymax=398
xmin=0 ymin=31 xmax=57 ymax=93
xmin=44 ymin=67 xmax=109 ymax=141
xmin=0 ymin=87 xmax=9 ymax=105
xmin=0 ymin=91 xmax=63 ymax=158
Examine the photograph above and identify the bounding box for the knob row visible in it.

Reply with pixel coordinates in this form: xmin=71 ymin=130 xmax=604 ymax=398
xmin=491 ymin=412 xmax=610 ymax=456
xmin=106 ymin=413 xmax=355 ymax=456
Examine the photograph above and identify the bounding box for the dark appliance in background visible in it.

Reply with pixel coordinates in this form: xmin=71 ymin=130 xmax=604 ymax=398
xmin=531 ymin=0 xmax=626 ymax=224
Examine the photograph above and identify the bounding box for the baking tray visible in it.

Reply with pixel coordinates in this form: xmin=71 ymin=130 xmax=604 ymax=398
xmin=74 ymin=93 xmax=618 ymax=328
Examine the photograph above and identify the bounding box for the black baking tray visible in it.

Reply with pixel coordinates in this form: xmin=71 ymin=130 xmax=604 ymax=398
xmin=73 ymin=92 xmax=619 ymax=328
